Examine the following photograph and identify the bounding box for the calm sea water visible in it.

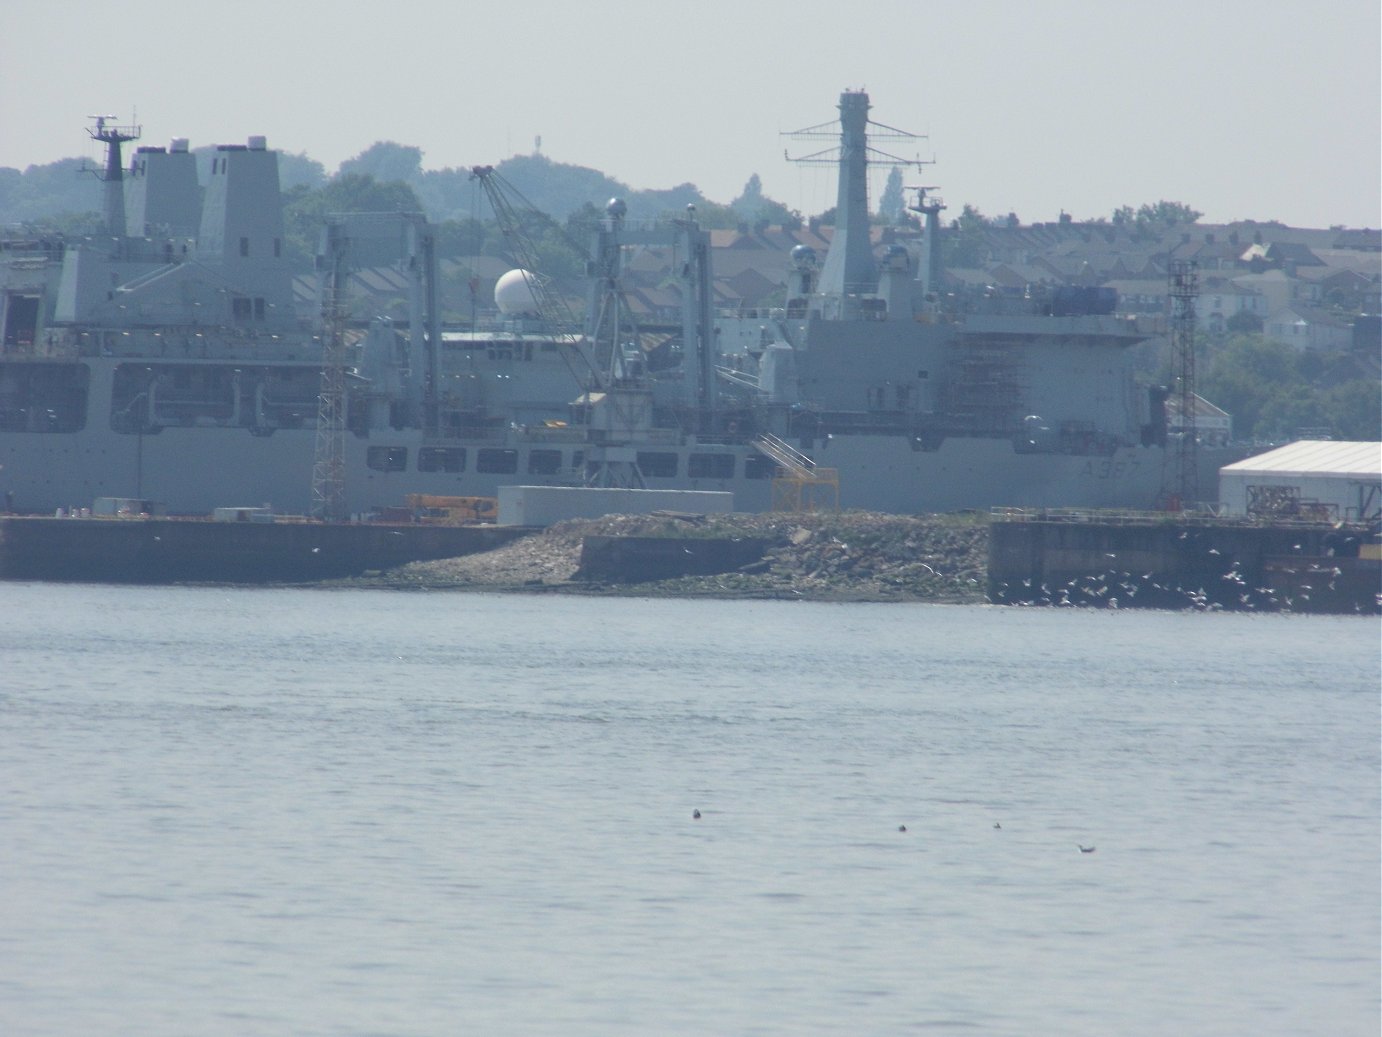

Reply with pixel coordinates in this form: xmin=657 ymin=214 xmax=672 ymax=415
xmin=1 ymin=584 xmax=1377 ymax=1036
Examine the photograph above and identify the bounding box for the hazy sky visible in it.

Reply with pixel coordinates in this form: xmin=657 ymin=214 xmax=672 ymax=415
xmin=3 ymin=0 xmax=1378 ymax=228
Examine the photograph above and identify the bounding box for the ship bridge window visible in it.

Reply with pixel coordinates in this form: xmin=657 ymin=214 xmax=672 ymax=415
xmin=231 ymin=297 xmax=252 ymax=321
xmin=239 ymin=237 xmax=249 ymax=257
xmin=477 ymin=448 xmax=518 ymax=474
xmin=419 ymin=446 xmax=465 ymax=472
xmin=527 ymin=449 xmax=562 ymax=475
xmin=689 ymin=453 xmax=735 ymax=479
xmin=367 ymin=446 xmax=407 ymax=472
xmin=745 ymin=455 xmax=778 ymax=480
xmin=637 ymin=451 xmax=678 ymax=478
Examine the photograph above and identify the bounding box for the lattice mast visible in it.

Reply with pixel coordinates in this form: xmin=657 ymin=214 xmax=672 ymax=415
xmin=311 ymin=222 xmax=349 ymax=522
xmin=1168 ymin=259 xmax=1200 ymax=506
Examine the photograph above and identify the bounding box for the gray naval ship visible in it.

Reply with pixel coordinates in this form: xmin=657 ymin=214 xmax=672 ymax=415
xmin=0 ymin=95 xmax=1237 ymax=517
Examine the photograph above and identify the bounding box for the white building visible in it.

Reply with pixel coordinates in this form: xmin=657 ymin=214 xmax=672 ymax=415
xmin=1219 ymin=441 xmax=1382 ymax=522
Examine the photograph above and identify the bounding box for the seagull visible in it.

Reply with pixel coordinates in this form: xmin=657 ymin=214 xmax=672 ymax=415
xmin=1078 ymin=844 xmax=1096 ymax=854
xmin=692 ymin=809 xmax=701 ymax=820
xmin=898 ymin=825 xmax=907 ymax=833
xmin=993 ymin=822 xmax=1002 ymax=830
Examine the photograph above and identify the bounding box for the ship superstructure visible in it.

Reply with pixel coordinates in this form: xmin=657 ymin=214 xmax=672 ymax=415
xmin=0 ymin=97 xmax=1237 ymax=517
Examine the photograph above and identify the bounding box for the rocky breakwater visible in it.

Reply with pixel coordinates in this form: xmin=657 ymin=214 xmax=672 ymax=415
xmin=354 ymin=511 xmax=990 ymax=603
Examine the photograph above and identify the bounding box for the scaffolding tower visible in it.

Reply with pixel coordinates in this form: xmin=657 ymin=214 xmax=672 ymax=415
xmin=310 ymin=223 xmax=348 ymax=522
xmin=946 ymin=337 xmax=1026 ymax=434
xmin=1167 ymin=259 xmax=1200 ymax=507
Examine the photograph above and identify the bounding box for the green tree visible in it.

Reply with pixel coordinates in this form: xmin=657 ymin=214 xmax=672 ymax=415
xmin=433 ymin=217 xmax=487 ymax=255
xmin=277 ymin=151 xmax=328 ymax=191
xmin=1198 ymin=332 xmax=1381 ymax=441
xmin=731 ymin=173 xmax=800 ymax=228
xmin=943 ymin=204 xmax=992 ymax=268
xmin=1110 ymin=200 xmax=1202 ymax=235
xmin=878 ymin=166 xmax=905 ymax=223
xmin=0 ymin=157 xmax=98 ymax=226
xmin=338 ymin=142 xmax=423 ymax=185
xmin=732 ymin=174 xmax=764 ymax=217
xmin=282 ymin=173 xmax=425 ymax=267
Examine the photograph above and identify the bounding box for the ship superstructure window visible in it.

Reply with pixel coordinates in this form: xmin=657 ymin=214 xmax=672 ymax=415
xmin=477 ymin=448 xmax=518 ymax=474
xmin=2 ymin=293 xmax=41 ymax=347
xmin=637 ymin=451 xmax=678 ymax=478
xmin=232 ymin=297 xmax=252 ymax=321
xmin=239 ymin=237 xmax=249 ymax=257
xmin=688 ymin=453 xmax=734 ymax=479
xmin=418 ymin=447 xmax=465 ymax=472
xmin=527 ymin=449 xmax=562 ymax=475
xmin=367 ymin=446 xmax=407 ymax=472
xmin=1 ymin=362 xmax=88 ymax=433
xmin=745 ymin=455 xmax=778 ymax=480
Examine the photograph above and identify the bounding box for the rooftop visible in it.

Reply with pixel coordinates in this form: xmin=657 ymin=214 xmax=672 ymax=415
xmin=1221 ymin=440 xmax=1382 ymax=478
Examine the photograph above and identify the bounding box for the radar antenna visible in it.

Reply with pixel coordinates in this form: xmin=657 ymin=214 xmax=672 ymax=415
xmin=906 ymin=186 xmax=948 ymax=296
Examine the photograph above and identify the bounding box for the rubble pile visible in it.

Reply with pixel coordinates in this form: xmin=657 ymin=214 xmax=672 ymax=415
xmin=365 ymin=511 xmax=989 ymax=603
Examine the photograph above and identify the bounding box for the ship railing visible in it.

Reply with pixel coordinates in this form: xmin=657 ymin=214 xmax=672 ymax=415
xmin=515 ymin=425 xmax=590 ymax=444
xmin=989 ymin=506 xmax=1341 ymax=527
xmin=753 ymin=433 xmax=815 ymax=478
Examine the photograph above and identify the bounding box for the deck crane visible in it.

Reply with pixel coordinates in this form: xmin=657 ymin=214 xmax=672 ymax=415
xmin=468 ymin=165 xmax=604 ymax=391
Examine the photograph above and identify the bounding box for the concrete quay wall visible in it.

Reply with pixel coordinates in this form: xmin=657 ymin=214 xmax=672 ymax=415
xmin=988 ymin=517 xmax=1375 ymax=612
xmin=0 ymin=517 xmax=531 ymax=584
xmin=575 ymin=535 xmax=768 ymax=584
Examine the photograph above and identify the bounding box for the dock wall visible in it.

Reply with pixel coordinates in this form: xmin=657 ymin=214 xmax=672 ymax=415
xmin=988 ymin=515 xmax=1377 ymax=611
xmin=575 ymin=535 xmax=767 ymax=584
xmin=0 ymin=517 xmax=532 ymax=584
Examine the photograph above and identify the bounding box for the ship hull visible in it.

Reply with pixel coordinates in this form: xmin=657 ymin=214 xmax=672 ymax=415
xmin=0 ymin=399 xmax=1228 ymax=517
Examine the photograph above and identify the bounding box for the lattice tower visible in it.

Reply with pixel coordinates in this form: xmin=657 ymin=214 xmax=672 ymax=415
xmin=1168 ymin=259 xmax=1200 ymax=507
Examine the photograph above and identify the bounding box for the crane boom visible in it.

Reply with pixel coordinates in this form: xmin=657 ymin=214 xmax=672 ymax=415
xmin=469 ymin=165 xmax=603 ymax=389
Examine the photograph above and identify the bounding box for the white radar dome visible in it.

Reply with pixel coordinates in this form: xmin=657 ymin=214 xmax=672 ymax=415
xmin=494 ymin=269 xmax=541 ymax=315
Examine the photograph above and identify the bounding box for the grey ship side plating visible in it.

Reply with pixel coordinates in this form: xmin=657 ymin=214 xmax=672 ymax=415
xmin=0 ymin=98 xmax=1236 ymax=517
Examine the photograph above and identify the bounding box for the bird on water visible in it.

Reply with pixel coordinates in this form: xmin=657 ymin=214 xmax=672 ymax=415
xmin=1078 ymin=844 xmax=1096 ymax=854
xmin=692 ymin=809 xmax=701 ymax=820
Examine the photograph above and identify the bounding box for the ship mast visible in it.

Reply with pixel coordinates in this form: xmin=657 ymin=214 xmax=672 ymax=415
xmin=784 ymin=91 xmax=927 ymax=303
xmin=87 ymin=115 xmax=141 ymax=237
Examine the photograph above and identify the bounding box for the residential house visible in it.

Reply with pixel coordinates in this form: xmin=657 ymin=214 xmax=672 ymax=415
xmin=1265 ymin=304 xmax=1353 ymax=351
xmin=1230 ymin=269 xmax=1295 ymax=315
xmin=1198 ymin=277 xmax=1268 ymax=331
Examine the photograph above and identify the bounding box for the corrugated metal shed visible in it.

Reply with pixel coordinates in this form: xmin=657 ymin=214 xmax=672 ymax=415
xmin=1221 ymin=441 xmax=1381 ymax=478
xmin=1219 ymin=441 xmax=1382 ymax=521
